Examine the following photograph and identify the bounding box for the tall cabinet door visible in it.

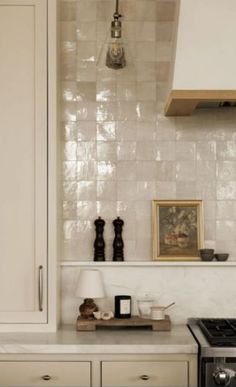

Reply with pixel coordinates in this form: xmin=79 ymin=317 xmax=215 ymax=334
xmin=0 ymin=0 xmax=47 ymax=323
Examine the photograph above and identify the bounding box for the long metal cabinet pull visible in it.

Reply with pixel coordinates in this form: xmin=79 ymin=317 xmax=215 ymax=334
xmin=38 ymin=265 xmax=43 ymax=311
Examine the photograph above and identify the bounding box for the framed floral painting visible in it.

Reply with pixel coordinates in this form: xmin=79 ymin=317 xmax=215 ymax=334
xmin=152 ymin=200 xmax=204 ymax=261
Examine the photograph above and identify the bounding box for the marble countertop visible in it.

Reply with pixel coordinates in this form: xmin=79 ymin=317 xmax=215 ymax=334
xmin=0 ymin=325 xmax=197 ymax=354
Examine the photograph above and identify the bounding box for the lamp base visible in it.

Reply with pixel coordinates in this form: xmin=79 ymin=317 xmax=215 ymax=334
xmin=79 ymin=298 xmax=98 ymax=319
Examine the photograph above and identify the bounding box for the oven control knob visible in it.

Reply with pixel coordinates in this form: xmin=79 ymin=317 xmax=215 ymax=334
xmin=213 ymin=369 xmax=230 ymax=386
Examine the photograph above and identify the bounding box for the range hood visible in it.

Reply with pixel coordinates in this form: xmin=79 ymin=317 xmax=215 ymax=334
xmin=165 ymin=0 xmax=236 ymax=116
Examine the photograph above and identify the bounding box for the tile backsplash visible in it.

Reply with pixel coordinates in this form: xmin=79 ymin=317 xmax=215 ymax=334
xmin=60 ymin=0 xmax=236 ymax=262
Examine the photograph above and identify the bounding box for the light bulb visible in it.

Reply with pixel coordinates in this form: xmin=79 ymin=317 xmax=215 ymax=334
xmin=106 ymin=40 xmax=126 ymax=70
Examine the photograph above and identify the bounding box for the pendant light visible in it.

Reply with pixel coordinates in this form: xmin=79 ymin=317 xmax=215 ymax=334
xmin=97 ymin=0 xmax=134 ymax=72
xmin=106 ymin=0 xmax=126 ymax=70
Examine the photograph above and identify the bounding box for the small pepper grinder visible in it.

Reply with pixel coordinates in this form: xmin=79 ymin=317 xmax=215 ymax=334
xmin=94 ymin=217 xmax=105 ymax=261
xmin=112 ymin=217 xmax=124 ymax=261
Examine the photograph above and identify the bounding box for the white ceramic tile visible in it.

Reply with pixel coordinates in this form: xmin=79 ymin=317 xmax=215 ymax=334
xmin=63 ymin=161 xmax=77 ymax=180
xmin=96 ymin=82 xmax=116 ymax=102
xmin=217 ymin=181 xmax=236 ymax=200
xmin=117 ymin=141 xmax=137 ymax=160
xmin=97 ymin=161 xmax=116 ymax=180
xmin=216 ymin=201 xmax=236 ymax=220
xmin=176 ymin=142 xmax=196 ymax=161
xmin=77 ymin=121 xmax=96 ymax=141
xmin=135 ymin=1 xmax=157 ymax=22
xmin=196 ymin=160 xmax=216 ymax=181
xmin=116 ymin=121 xmax=137 ymax=141
xmin=61 ymin=21 xmax=76 ymax=41
xmin=60 ymin=1 xmax=76 ymax=22
xmin=76 ymin=0 xmax=96 ymax=21
xmin=76 ymin=141 xmax=96 ymax=160
xmin=136 ymin=161 xmax=157 ymax=181
xmin=137 ymin=82 xmax=157 ymax=101
xmin=77 ymin=181 xmax=96 ymax=200
xmin=217 ymin=141 xmax=236 ymax=160
xmin=76 ymin=22 xmax=96 ymax=41
xmin=117 ymin=82 xmax=137 ymax=101
xmin=136 ymin=42 xmax=156 ymax=62
xmin=117 ymin=181 xmax=138 ymax=201
xmin=136 ymin=122 xmax=157 ymax=141
xmin=117 ymin=161 xmax=137 ymax=181
xmin=76 ymin=82 xmax=96 ymax=101
xmin=96 ymin=122 xmax=116 ymax=141
xmin=97 ymin=181 xmax=117 ymax=200
xmin=97 ymin=142 xmax=117 ymax=161
xmin=77 ymin=201 xmax=97 ymax=220
xmin=197 ymin=141 xmax=216 ymax=161
xmin=136 ymin=22 xmax=156 ymax=41
xmin=76 ymin=42 xmax=96 ymax=62
xmin=216 ymin=221 xmax=236 ymax=241
xmin=156 ymin=181 xmax=176 ymax=199
xmin=155 ymin=141 xmax=175 ymax=161
xmin=176 ymin=182 xmax=196 ymax=199
xmin=136 ymin=181 xmax=156 ymax=200
xmin=176 ymin=161 xmax=196 ymax=182
xmin=217 ymin=161 xmax=236 ymax=180
xmin=77 ymin=161 xmax=97 ymax=180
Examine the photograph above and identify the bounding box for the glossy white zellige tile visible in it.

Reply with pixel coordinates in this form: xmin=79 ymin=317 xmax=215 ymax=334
xmin=76 ymin=82 xmax=96 ymax=102
xmin=60 ymin=1 xmax=76 ymax=22
xmin=216 ymin=161 xmax=236 ymax=180
xmin=96 ymin=122 xmax=116 ymax=141
xmin=76 ymin=141 xmax=96 ymax=160
xmin=76 ymin=0 xmax=96 ymax=21
xmin=97 ymin=142 xmax=117 ymax=161
xmin=76 ymin=21 xmax=96 ymax=41
xmin=216 ymin=181 xmax=236 ymax=200
xmin=136 ymin=22 xmax=156 ymax=42
xmin=63 ymin=200 xmax=77 ymax=219
xmin=176 ymin=161 xmax=196 ymax=182
xmin=77 ymin=201 xmax=97 ymax=220
xmin=216 ymin=201 xmax=236 ymax=220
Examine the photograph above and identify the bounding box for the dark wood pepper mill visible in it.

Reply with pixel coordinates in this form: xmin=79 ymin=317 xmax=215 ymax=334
xmin=113 ymin=217 xmax=124 ymax=261
xmin=94 ymin=217 xmax=105 ymax=261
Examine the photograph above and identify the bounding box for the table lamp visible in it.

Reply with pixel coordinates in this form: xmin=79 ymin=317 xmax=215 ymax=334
xmin=76 ymin=269 xmax=105 ymax=319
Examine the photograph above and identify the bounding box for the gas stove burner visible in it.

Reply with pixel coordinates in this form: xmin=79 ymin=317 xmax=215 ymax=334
xmin=198 ymin=318 xmax=236 ymax=346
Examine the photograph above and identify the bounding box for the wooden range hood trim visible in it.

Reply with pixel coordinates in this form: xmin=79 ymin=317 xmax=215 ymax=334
xmin=165 ymin=90 xmax=236 ymax=116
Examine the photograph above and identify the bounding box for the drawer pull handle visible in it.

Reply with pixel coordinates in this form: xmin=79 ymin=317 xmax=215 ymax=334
xmin=38 ymin=265 xmax=43 ymax=311
xmin=140 ymin=375 xmax=150 ymax=381
xmin=41 ymin=375 xmax=51 ymax=381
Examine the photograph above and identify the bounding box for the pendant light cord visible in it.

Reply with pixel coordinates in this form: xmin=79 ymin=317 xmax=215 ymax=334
xmin=114 ymin=0 xmax=121 ymax=19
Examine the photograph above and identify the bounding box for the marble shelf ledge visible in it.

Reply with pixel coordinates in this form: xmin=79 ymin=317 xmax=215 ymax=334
xmin=60 ymin=261 xmax=236 ymax=267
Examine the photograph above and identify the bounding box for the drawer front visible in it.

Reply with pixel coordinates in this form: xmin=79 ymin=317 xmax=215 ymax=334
xmin=0 ymin=361 xmax=91 ymax=387
xmin=102 ymin=361 xmax=188 ymax=387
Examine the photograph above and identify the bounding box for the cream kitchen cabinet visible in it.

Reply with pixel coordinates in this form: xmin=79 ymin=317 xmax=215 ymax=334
xmin=0 ymin=361 xmax=91 ymax=387
xmin=102 ymin=360 xmax=188 ymax=387
xmin=0 ymin=0 xmax=58 ymax=330
xmin=0 ymin=354 xmax=197 ymax=387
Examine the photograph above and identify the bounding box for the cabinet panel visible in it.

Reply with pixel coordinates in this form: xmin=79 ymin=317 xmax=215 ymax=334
xmin=0 ymin=361 xmax=91 ymax=387
xmin=0 ymin=0 xmax=47 ymax=323
xmin=102 ymin=361 xmax=188 ymax=387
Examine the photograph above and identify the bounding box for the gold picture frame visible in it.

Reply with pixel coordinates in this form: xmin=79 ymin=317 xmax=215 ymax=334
xmin=152 ymin=200 xmax=204 ymax=261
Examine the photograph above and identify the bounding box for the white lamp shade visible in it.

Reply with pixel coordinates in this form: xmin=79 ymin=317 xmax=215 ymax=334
xmin=76 ymin=270 xmax=105 ymax=299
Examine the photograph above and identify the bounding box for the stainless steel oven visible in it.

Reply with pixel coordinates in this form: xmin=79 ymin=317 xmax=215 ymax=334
xmin=189 ymin=319 xmax=236 ymax=387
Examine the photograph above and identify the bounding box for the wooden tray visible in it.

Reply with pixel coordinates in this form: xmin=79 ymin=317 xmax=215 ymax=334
xmin=76 ymin=315 xmax=171 ymax=331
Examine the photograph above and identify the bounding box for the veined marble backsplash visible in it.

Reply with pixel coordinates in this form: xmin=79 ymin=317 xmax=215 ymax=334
xmin=61 ymin=265 xmax=236 ymax=324
xmin=59 ymin=0 xmax=236 ymax=324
